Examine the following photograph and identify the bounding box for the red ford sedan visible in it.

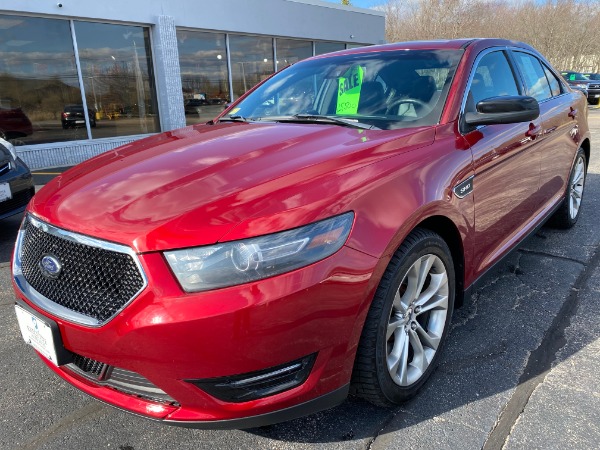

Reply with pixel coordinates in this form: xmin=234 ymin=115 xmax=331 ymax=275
xmin=13 ymin=39 xmax=590 ymax=428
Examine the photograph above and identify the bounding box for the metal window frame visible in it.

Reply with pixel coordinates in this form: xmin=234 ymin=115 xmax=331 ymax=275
xmin=69 ymin=20 xmax=93 ymax=140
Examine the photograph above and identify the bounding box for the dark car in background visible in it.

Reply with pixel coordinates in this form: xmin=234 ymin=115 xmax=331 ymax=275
xmin=0 ymin=137 xmax=35 ymax=220
xmin=184 ymin=98 xmax=206 ymax=115
xmin=583 ymin=73 xmax=600 ymax=81
xmin=61 ymin=105 xmax=96 ymax=129
xmin=561 ymin=71 xmax=600 ymax=104
xmin=0 ymin=107 xmax=33 ymax=140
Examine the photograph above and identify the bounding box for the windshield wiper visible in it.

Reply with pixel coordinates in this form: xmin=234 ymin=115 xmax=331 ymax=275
xmin=288 ymin=114 xmax=377 ymax=130
xmin=218 ymin=115 xmax=253 ymax=123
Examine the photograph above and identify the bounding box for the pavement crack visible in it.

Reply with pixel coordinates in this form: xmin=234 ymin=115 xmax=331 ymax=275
xmin=481 ymin=245 xmax=600 ymax=450
xmin=438 ymin=340 xmax=508 ymax=373
xmin=452 ymin=291 xmax=480 ymax=329
xmin=517 ymin=248 xmax=586 ymax=266
xmin=14 ymin=402 xmax=106 ymax=450
xmin=366 ymin=408 xmax=402 ymax=450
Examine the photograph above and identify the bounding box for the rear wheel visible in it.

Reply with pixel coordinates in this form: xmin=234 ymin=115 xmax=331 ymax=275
xmin=351 ymin=228 xmax=455 ymax=406
xmin=549 ymin=148 xmax=586 ymax=229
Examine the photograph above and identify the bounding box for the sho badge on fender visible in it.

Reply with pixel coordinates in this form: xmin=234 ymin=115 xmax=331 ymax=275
xmin=453 ymin=176 xmax=474 ymax=199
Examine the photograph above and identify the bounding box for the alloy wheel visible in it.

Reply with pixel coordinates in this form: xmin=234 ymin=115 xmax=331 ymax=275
xmin=386 ymin=254 xmax=449 ymax=386
xmin=569 ymin=155 xmax=585 ymax=220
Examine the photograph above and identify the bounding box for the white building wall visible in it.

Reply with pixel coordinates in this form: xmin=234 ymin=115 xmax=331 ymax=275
xmin=0 ymin=1 xmax=385 ymax=170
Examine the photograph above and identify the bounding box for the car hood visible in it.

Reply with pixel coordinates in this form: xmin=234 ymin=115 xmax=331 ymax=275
xmin=30 ymin=122 xmax=434 ymax=252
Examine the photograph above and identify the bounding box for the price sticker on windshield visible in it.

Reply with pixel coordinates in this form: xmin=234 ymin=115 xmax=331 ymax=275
xmin=336 ymin=65 xmax=364 ymax=115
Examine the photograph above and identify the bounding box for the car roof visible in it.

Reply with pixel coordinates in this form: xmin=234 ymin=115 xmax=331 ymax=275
xmin=310 ymin=38 xmax=534 ymax=59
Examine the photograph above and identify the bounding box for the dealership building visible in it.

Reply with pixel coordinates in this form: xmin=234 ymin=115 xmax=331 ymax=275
xmin=0 ymin=0 xmax=384 ymax=170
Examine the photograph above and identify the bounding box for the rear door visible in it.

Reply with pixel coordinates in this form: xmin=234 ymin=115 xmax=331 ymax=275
xmin=510 ymin=50 xmax=582 ymax=213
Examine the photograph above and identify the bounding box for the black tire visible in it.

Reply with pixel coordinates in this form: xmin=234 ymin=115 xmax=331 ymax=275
xmin=548 ymin=148 xmax=587 ymax=229
xmin=351 ymin=228 xmax=455 ymax=406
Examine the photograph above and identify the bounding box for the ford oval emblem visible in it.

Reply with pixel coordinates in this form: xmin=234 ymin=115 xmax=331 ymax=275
xmin=39 ymin=254 xmax=63 ymax=279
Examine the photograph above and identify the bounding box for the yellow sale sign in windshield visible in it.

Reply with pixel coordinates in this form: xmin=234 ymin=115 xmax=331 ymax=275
xmin=336 ymin=65 xmax=364 ymax=115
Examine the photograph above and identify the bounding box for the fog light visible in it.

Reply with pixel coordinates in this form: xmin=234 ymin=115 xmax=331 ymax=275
xmin=187 ymin=354 xmax=316 ymax=403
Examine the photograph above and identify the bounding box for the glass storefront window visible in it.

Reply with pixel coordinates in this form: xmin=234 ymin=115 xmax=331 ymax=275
xmin=276 ymin=39 xmax=313 ymax=70
xmin=74 ymin=21 xmax=160 ymax=138
xmin=0 ymin=15 xmax=86 ymax=145
xmin=346 ymin=43 xmax=367 ymax=49
xmin=314 ymin=41 xmax=345 ymax=56
xmin=177 ymin=30 xmax=230 ymax=125
xmin=229 ymin=35 xmax=274 ymax=100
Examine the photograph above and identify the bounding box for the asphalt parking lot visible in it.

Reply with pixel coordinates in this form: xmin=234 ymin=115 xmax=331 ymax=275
xmin=1 ymin=110 xmax=599 ymax=450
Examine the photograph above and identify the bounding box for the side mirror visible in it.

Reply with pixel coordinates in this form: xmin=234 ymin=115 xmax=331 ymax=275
xmin=464 ymin=95 xmax=540 ymax=126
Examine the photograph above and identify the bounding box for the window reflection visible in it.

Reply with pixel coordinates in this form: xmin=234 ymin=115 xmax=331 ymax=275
xmin=276 ymin=39 xmax=312 ymax=69
xmin=314 ymin=41 xmax=345 ymax=56
xmin=74 ymin=21 xmax=160 ymax=138
xmin=229 ymin=35 xmax=274 ymax=100
xmin=0 ymin=14 xmax=86 ymax=145
xmin=177 ymin=30 xmax=230 ymax=125
xmin=513 ymin=52 xmax=552 ymax=102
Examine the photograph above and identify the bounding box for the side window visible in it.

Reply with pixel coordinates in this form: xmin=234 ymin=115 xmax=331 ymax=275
xmin=468 ymin=51 xmax=519 ymax=110
xmin=513 ymin=52 xmax=552 ymax=101
xmin=542 ymin=64 xmax=562 ymax=97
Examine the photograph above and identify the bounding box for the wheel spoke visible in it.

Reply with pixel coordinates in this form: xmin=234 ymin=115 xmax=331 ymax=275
xmin=387 ymin=329 xmax=409 ymax=384
xmin=417 ymin=294 xmax=448 ymax=315
xmin=414 ymin=321 xmax=441 ymax=351
xmin=415 ymin=271 xmax=448 ymax=310
xmin=398 ymin=332 xmax=410 ymax=385
xmin=415 ymin=255 xmax=436 ymax=298
xmin=387 ymin=317 xmax=403 ymax=340
xmin=400 ymin=260 xmax=421 ymax=305
xmin=408 ymin=328 xmax=427 ymax=374
xmin=392 ymin=290 xmax=408 ymax=313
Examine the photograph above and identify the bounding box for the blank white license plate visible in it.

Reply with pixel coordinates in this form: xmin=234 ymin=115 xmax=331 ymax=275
xmin=75 ymin=120 xmax=85 ymax=123
xmin=15 ymin=305 xmax=60 ymax=366
xmin=594 ymin=94 xmax=600 ymax=98
xmin=0 ymin=182 xmax=11 ymax=202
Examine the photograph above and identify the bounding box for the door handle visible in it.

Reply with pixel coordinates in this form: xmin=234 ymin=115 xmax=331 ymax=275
xmin=568 ymin=107 xmax=578 ymax=119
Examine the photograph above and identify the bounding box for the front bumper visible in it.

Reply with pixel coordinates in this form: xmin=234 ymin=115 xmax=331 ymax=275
xmin=585 ymin=85 xmax=600 ymax=102
xmin=13 ymin=234 xmax=379 ymax=427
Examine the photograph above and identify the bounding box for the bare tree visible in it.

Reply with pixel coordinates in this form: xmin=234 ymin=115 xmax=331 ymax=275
xmin=383 ymin=0 xmax=600 ymax=72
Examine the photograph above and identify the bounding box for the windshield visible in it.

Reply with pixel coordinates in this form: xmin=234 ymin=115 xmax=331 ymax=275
xmin=563 ymin=72 xmax=588 ymax=82
xmin=227 ymin=49 xmax=464 ymax=130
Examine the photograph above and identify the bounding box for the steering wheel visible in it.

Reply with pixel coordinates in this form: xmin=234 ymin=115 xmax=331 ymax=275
xmin=386 ymin=97 xmax=429 ymax=115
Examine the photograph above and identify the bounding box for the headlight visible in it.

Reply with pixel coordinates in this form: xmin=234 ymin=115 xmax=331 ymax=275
xmin=574 ymin=83 xmax=587 ymax=89
xmin=164 ymin=212 xmax=354 ymax=292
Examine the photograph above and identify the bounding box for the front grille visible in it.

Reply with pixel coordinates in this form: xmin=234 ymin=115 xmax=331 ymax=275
xmin=66 ymin=353 xmax=175 ymax=403
xmin=18 ymin=216 xmax=145 ymax=324
xmin=0 ymin=187 xmax=33 ymax=216
xmin=589 ymin=84 xmax=600 ymax=89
